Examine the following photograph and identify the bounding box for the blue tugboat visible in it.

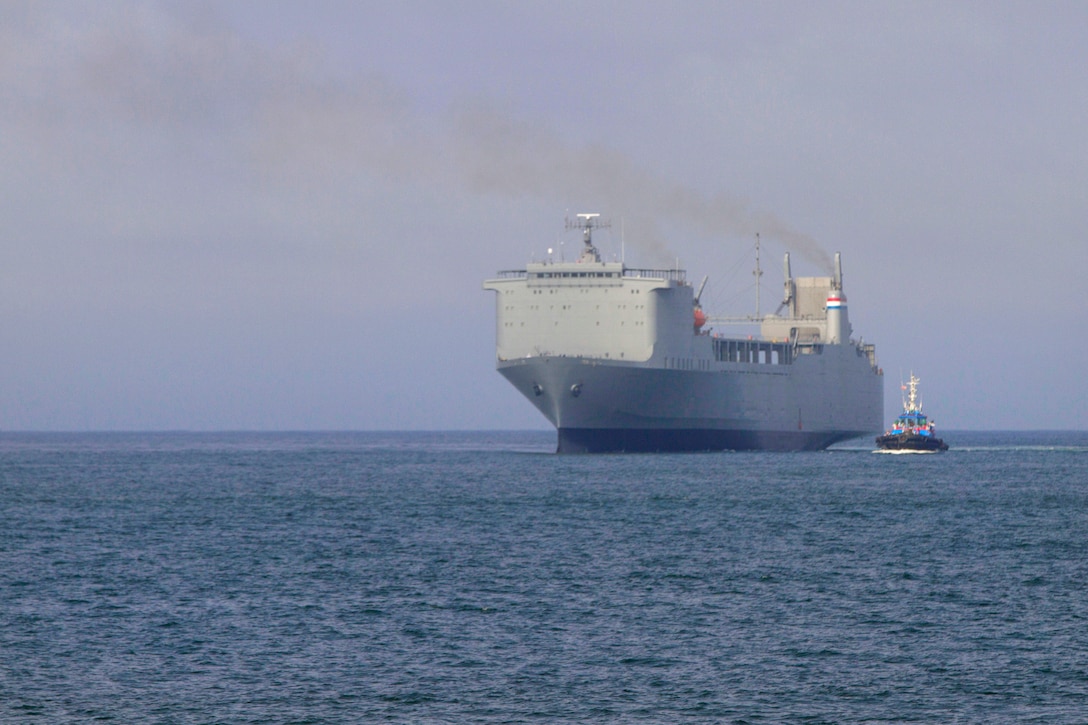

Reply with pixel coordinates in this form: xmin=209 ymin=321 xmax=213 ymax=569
xmin=875 ymin=373 xmax=948 ymax=452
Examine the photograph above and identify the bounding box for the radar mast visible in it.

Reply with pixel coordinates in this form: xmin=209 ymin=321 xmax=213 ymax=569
xmin=565 ymin=213 xmax=610 ymax=263
xmin=903 ymin=372 xmax=922 ymax=414
xmin=754 ymin=233 xmax=763 ymax=318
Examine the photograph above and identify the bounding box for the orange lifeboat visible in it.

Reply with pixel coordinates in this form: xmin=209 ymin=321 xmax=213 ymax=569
xmin=693 ymin=307 xmax=707 ymax=331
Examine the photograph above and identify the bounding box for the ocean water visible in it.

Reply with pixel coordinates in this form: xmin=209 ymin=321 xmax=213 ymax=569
xmin=2 ymin=431 xmax=1087 ymax=723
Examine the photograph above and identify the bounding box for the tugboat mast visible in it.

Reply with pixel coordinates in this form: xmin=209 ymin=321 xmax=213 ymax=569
xmin=904 ymin=372 xmax=922 ymax=414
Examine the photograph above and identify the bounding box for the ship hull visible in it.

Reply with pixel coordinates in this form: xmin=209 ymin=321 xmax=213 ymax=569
xmin=557 ymin=427 xmax=844 ymax=453
xmin=497 ymin=348 xmax=882 ymax=453
xmin=875 ymin=433 xmax=948 ymax=452
xmin=485 ymin=244 xmax=882 ymax=453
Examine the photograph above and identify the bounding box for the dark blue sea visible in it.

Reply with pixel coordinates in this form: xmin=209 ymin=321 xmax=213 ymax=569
xmin=2 ymin=431 xmax=1087 ymax=723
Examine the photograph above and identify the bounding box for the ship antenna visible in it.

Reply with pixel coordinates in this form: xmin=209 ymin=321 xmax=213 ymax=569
xmin=903 ymin=372 xmax=921 ymax=413
xmin=565 ymin=213 xmax=609 ymax=263
xmin=621 ymin=217 xmax=625 ymax=263
xmin=754 ymin=233 xmax=763 ymax=318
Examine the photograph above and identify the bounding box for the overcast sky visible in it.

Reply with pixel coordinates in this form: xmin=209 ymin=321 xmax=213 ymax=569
xmin=2 ymin=1 xmax=1085 ymax=431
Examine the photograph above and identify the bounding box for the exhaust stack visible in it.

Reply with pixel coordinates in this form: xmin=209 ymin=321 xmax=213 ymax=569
xmin=826 ymin=252 xmax=852 ymax=344
xmin=776 ymin=253 xmax=795 ymax=316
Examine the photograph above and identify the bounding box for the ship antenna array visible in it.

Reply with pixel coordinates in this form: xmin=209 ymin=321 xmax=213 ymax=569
xmin=565 ymin=213 xmax=611 ymax=248
xmin=754 ymin=233 xmax=763 ymax=318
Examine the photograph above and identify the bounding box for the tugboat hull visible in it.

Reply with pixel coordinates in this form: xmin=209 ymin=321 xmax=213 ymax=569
xmin=875 ymin=433 xmax=948 ymax=452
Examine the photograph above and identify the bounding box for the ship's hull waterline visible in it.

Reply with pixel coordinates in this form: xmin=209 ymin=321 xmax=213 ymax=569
xmin=557 ymin=428 xmax=844 ymax=454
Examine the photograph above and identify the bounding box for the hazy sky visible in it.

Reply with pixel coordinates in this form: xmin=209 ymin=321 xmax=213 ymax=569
xmin=2 ymin=1 xmax=1086 ymax=431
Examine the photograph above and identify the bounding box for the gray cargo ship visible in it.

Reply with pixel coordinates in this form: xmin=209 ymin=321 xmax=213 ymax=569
xmin=483 ymin=215 xmax=883 ymax=452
